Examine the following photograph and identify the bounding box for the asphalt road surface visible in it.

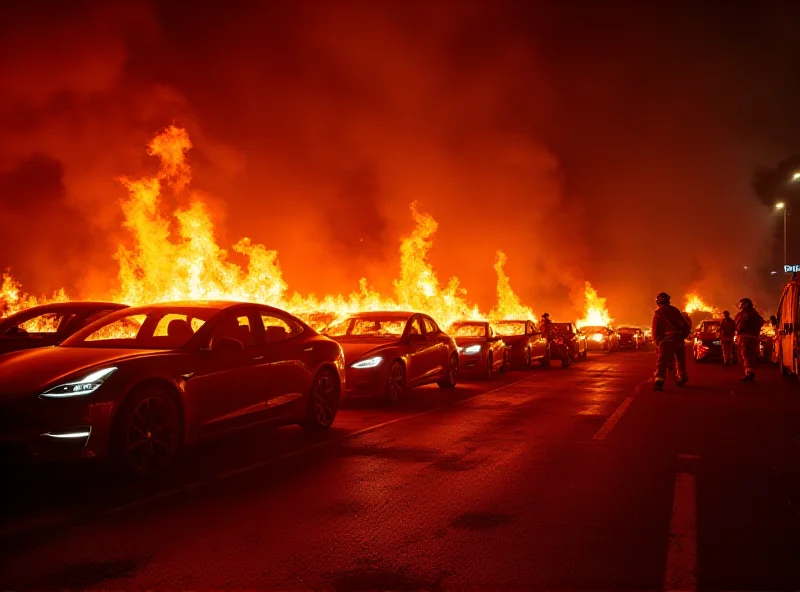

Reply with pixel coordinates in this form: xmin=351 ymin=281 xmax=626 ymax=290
xmin=2 ymin=349 xmax=800 ymax=590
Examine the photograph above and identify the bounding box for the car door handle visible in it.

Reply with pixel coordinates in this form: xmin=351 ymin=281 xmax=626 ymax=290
xmin=304 ymin=347 xmax=313 ymax=352
xmin=252 ymin=355 xmax=264 ymax=362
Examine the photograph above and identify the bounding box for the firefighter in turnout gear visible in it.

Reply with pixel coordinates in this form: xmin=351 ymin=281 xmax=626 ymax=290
xmin=719 ymin=310 xmax=736 ymax=365
xmin=734 ymin=298 xmax=764 ymax=382
xmin=540 ymin=313 xmax=554 ymax=341
xmin=652 ymin=292 xmax=690 ymax=391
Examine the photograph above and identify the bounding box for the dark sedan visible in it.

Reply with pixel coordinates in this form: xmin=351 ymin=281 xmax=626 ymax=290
xmin=0 ymin=301 xmax=128 ymax=356
xmin=617 ymin=327 xmax=646 ymax=350
xmin=491 ymin=320 xmax=549 ymax=368
xmin=551 ymin=322 xmax=588 ymax=360
xmin=323 ymin=311 xmax=459 ymax=402
xmin=692 ymin=320 xmax=725 ymax=362
xmin=0 ymin=301 xmax=345 ymax=474
xmin=448 ymin=320 xmax=507 ymax=379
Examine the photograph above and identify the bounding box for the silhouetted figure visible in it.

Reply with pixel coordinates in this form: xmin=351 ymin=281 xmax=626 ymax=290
xmin=719 ymin=310 xmax=736 ymax=365
xmin=734 ymin=298 xmax=764 ymax=383
xmin=651 ymin=292 xmax=690 ymax=391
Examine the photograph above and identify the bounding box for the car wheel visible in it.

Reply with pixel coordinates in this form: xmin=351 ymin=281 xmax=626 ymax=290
xmin=485 ymin=353 xmax=494 ymax=380
xmin=386 ymin=361 xmax=406 ymax=402
xmin=302 ymin=368 xmax=340 ymax=430
xmin=113 ymin=385 xmax=181 ymax=477
xmin=438 ymin=353 xmax=459 ymax=388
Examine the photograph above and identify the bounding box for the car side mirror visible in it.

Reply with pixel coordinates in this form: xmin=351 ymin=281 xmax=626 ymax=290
xmin=210 ymin=336 xmax=244 ymax=352
xmin=407 ymin=333 xmax=425 ymax=343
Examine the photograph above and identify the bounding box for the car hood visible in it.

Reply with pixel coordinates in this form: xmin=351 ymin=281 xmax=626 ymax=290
xmin=0 ymin=346 xmax=175 ymax=397
xmin=331 ymin=337 xmax=400 ymax=363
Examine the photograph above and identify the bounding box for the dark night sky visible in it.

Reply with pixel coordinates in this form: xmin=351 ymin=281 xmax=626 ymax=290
xmin=1 ymin=0 xmax=799 ymax=322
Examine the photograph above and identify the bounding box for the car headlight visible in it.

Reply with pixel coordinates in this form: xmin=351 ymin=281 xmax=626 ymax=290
xmin=41 ymin=367 xmax=118 ymax=398
xmin=351 ymin=356 xmax=383 ymax=369
xmin=459 ymin=344 xmax=482 ymax=355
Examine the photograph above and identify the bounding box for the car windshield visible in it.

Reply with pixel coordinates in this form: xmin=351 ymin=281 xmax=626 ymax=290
xmin=449 ymin=323 xmax=487 ymax=337
xmin=618 ymin=327 xmax=637 ymax=334
xmin=701 ymin=322 xmax=721 ymax=333
xmin=581 ymin=326 xmax=606 ymax=334
xmin=493 ymin=321 xmax=527 ymax=336
xmin=61 ymin=307 xmax=219 ymax=349
xmin=324 ymin=316 xmax=408 ymax=338
xmin=552 ymin=323 xmax=573 ymax=334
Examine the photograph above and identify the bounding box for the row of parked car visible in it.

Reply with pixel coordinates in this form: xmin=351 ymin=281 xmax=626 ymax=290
xmin=0 ymin=300 xmax=648 ymax=475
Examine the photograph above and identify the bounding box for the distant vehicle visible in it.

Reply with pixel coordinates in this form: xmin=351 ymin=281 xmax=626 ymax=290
xmin=759 ymin=324 xmax=777 ymax=364
xmin=551 ymin=322 xmax=588 ymax=360
xmin=692 ymin=319 xmax=726 ymax=362
xmin=644 ymin=328 xmax=654 ymax=343
xmin=775 ymin=275 xmax=800 ymax=375
xmin=298 ymin=311 xmax=340 ymax=333
xmin=491 ymin=320 xmax=550 ymax=368
xmin=448 ymin=320 xmax=507 ymax=379
xmin=0 ymin=301 xmax=344 ymax=474
xmin=324 ymin=311 xmax=458 ymax=401
xmin=580 ymin=325 xmax=619 ymax=353
xmin=617 ymin=326 xmax=646 ymax=350
xmin=0 ymin=302 xmax=128 ymax=357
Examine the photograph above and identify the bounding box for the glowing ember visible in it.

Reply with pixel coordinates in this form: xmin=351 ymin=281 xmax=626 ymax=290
xmin=489 ymin=250 xmax=534 ymax=321
xmin=576 ymin=281 xmax=613 ymax=329
xmin=683 ymin=293 xmax=718 ymax=315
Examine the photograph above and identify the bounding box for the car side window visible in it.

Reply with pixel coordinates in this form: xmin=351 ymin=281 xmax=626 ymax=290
xmin=407 ymin=317 xmax=423 ymax=336
xmin=6 ymin=312 xmax=74 ymax=336
xmin=527 ymin=322 xmax=534 ymax=335
xmin=211 ymin=312 xmax=257 ymax=348
xmin=260 ymin=313 xmax=302 ymax=343
xmin=422 ymin=317 xmax=438 ymax=335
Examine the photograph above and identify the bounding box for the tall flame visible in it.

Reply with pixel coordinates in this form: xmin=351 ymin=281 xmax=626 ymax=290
xmin=489 ymin=250 xmax=534 ymax=321
xmin=1 ymin=126 xmax=565 ymax=332
xmin=576 ymin=281 xmax=613 ymax=328
xmin=683 ymin=293 xmax=718 ymax=315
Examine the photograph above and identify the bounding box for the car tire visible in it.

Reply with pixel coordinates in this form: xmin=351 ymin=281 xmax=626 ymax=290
xmin=386 ymin=360 xmax=406 ymax=402
xmin=438 ymin=353 xmax=459 ymax=388
xmin=485 ymin=353 xmax=494 ymax=380
xmin=112 ymin=385 xmax=181 ymax=477
xmin=301 ymin=367 xmax=340 ymax=431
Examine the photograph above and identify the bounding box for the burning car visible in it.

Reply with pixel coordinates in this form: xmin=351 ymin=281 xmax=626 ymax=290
xmin=617 ymin=326 xmax=646 ymax=350
xmin=0 ymin=302 xmax=128 ymax=357
xmin=0 ymin=301 xmax=344 ymax=474
xmin=323 ymin=311 xmax=458 ymax=402
xmin=551 ymin=322 xmax=588 ymax=360
xmin=580 ymin=326 xmax=619 ymax=352
xmin=491 ymin=320 xmax=549 ymax=368
xmin=692 ymin=320 xmax=726 ymax=362
xmin=297 ymin=311 xmax=340 ymax=333
xmin=448 ymin=320 xmax=508 ymax=379
xmin=759 ymin=323 xmax=777 ymax=363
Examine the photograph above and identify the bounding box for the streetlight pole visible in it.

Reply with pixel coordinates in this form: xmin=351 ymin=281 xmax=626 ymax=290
xmin=776 ymin=202 xmax=787 ymax=267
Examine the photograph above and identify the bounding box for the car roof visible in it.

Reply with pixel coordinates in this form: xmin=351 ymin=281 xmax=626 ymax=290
xmin=450 ymin=320 xmax=488 ymax=325
xmin=493 ymin=319 xmax=530 ymax=323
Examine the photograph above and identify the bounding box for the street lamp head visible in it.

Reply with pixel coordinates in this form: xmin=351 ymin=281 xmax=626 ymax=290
xmin=776 ymin=202 xmax=785 ymax=209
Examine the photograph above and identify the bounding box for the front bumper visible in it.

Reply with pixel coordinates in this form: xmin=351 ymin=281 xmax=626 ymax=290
xmin=344 ymin=366 xmax=390 ymax=396
xmin=0 ymin=395 xmax=114 ymax=463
